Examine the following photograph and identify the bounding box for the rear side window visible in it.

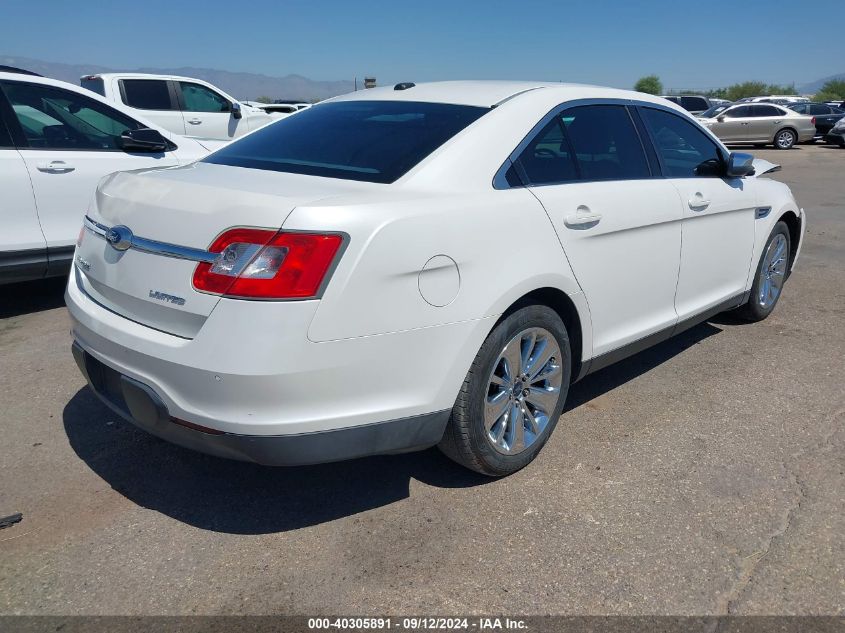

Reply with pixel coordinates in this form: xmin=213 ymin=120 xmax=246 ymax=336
xmin=751 ymin=105 xmax=782 ymax=117
xmin=204 ymin=100 xmax=488 ymax=184
xmin=640 ymin=107 xmax=723 ymax=178
xmin=121 ymin=79 xmax=175 ymax=110
xmin=562 ymin=105 xmax=650 ymax=181
xmin=515 ymin=117 xmax=578 ymax=185
xmin=680 ymin=96 xmax=708 ymax=111
xmin=80 ymin=77 xmax=105 ymax=97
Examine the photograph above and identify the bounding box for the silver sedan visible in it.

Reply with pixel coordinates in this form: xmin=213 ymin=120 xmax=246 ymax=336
xmin=698 ymin=103 xmax=816 ymax=149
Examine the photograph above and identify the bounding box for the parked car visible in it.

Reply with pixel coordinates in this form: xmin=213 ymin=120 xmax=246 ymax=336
xmin=823 ymin=116 xmax=845 ymax=147
xmin=749 ymin=95 xmax=810 ymax=104
xmin=698 ymin=103 xmax=815 ymax=149
xmin=659 ymin=94 xmax=710 ymax=114
xmin=1 ymin=67 xmax=218 ymax=284
xmin=81 ymin=73 xmax=274 ymax=140
xmin=788 ymin=102 xmax=845 ymax=138
xmin=696 ymin=103 xmax=731 ymax=119
xmin=67 ymin=81 xmax=804 ymax=476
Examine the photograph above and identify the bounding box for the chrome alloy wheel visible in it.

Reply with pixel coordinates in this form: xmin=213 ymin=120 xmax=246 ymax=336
xmin=775 ymin=130 xmax=795 ymax=149
xmin=485 ymin=327 xmax=563 ymax=455
xmin=758 ymin=233 xmax=788 ymax=309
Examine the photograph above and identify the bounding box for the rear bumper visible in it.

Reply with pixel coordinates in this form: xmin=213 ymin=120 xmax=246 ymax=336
xmin=72 ymin=342 xmax=449 ymax=466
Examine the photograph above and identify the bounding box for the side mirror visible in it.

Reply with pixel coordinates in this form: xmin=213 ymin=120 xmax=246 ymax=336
xmin=717 ymin=115 xmax=725 ymax=123
xmin=231 ymin=102 xmax=242 ymax=119
xmin=726 ymin=152 xmax=755 ymax=178
xmin=118 ymin=128 xmax=171 ymax=153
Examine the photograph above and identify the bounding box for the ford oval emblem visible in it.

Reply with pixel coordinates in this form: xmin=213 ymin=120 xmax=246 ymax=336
xmin=106 ymin=225 xmax=133 ymax=251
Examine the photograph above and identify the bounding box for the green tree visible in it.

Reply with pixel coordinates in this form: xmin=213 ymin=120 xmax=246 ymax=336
xmin=255 ymin=95 xmax=273 ymax=104
xmin=634 ymin=75 xmax=663 ymax=95
xmin=723 ymin=81 xmax=768 ymax=101
xmin=816 ymin=79 xmax=845 ymax=101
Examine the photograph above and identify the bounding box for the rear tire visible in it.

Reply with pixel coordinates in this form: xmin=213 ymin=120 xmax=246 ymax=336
xmin=773 ymin=129 xmax=796 ymax=150
xmin=438 ymin=305 xmax=571 ymax=476
xmin=736 ymin=221 xmax=791 ymax=322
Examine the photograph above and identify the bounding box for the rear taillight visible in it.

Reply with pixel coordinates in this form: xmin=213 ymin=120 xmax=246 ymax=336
xmin=193 ymin=228 xmax=344 ymax=299
xmin=811 ymin=116 xmax=816 ymax=125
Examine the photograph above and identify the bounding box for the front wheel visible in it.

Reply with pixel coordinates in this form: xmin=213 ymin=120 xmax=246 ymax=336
xmin=774 ymin=129 xmax=796 ymax=150
xmin=736 ymin=221 xmax=791 ymax=322
xmin=438 ymin=305 xmax=571 ymax=476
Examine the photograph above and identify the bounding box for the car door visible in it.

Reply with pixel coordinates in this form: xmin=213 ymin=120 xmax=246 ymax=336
xmin=748 ymin=105 xmax=786 ymax=142
xmin=0 ymin=94 xmax=47 ymax=282
xmin=710 ymin=105 xmax=751 ymax=143
xmin=512 ymin=103 xmax=683 ymax=356
xmin=176 ymin=81 xmax=243 ymax=139
xmin=0 ymin=80 xmax=180 ymax=260
xmin=118 ymin=78 xmax=186 ymax=135
xmin=639 ymin=107 xmax=757 ymax=320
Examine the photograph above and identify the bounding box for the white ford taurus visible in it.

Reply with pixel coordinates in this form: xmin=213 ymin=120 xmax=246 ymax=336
xmin=66 ymin=81 xmax=804 ymax=476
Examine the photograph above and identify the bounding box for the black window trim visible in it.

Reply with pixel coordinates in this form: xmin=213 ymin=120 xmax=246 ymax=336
xmin=118 ymin=78 xmax=180 ymax=112
xmin=493 ymin=98 xmax=689 ymax=190
xmin=0 ymin=84 xmax=20 ymax=148
xmin=0 ymin=78 xmax=152 ymax=153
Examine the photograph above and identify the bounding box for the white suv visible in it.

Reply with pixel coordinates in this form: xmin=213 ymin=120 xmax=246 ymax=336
xmin=1 ymin=68 xmax=215 ymax=284
xmin=81 ymin=73 xmax=273 ymax=140
xmin=67 ymin=81 xmax=805 ymax=476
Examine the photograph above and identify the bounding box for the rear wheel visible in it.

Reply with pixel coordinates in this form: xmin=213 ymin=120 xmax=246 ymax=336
xmin=438 ymin=305 xmax=571 ymax=476
xmin=774 ymin=129 xmax=796 ymax=150
xmin=736 ymin=221 xmax=791 ymax=322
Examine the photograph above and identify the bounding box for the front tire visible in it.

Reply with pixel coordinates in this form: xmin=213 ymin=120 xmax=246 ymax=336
xmin=736 ymin=221 xmax=791 ymax=322
xmin=774 ymin=129 xmax=796 ymax=150
xmin=438 ymin=305 xmax=571 ymax=476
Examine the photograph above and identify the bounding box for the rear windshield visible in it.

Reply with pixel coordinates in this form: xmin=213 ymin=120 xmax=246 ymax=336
xmin=203 ymin=100 xmax=488 ymax=183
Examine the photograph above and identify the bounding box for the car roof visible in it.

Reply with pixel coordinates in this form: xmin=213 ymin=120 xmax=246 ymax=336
xmin=330 ymin=80 xmax=675 ymax=108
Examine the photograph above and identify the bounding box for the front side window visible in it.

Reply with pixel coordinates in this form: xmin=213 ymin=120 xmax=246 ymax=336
xmin=204 ymin=100 xmax=488 ymax=184
xmin=1 ymin=81 xmax=143 ymax=150
xmin=809 ymin=104 xmax=831 ymax=115
xmin=121 ymin=79 xmax=174 ymax=110
xmin=640 ymin=107 xmax=723 ymax=178
xmin=724 ymin=106 xmax=750 ymax=118
xmin=179 ymin=82 xmax=230 ymax=113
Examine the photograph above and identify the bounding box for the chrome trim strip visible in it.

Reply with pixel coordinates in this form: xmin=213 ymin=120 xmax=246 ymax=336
xmin=83 ymin=215 xmax=218 ymax=264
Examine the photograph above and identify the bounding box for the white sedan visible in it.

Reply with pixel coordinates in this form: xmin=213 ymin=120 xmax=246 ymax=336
xmin=66 ymin=81 xmax=804 ymax=476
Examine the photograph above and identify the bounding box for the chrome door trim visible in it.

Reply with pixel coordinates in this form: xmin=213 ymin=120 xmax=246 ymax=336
xmin=83 ymin=215 xmax=218 ymax=264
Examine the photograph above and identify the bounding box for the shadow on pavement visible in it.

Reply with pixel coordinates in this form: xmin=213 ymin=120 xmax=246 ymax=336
xmin=0 ymin=277 xmax=67 ymax=319
xmin=63 ymin=320 xmax=726 ymax=535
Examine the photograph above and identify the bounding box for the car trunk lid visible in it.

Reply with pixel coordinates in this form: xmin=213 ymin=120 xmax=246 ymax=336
xmin=75 ymin=162 xmax=375 ymax=338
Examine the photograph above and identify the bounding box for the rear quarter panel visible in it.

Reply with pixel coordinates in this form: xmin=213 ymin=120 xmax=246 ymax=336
xmin=281 ymin=189 xmax=586 ymax=343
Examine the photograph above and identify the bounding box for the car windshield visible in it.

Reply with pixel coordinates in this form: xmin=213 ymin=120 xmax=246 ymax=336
xmin=698 ymin=105 xmax=729 ymax=118
xmin=204 ymin=100 xmax=488 ymax=184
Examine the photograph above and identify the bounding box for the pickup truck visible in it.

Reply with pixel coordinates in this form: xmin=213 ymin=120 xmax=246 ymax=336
xmin=81 ymin=73 xmax=273 ymax=140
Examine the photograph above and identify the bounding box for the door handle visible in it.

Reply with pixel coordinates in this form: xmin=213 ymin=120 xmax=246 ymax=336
xmin=37 ymin=160 xmax=75 ymax=173
xmin=688 ymin=194 xmax=711 ymax=211
xmin=564 ymin=206 xmax=602 ymax=228
xmin=187 ymin=118 xmax=202 ymax=125
xmin=740 ymin=122 xmax=749 ymax=125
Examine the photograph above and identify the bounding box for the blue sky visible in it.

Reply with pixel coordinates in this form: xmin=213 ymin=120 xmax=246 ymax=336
xmin=3 ymin=0 xmax=842 ymax=89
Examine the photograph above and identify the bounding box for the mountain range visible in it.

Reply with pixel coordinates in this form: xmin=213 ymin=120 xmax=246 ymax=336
xmin=798 ymin=72 xmax=845 ymax=94
xmin=0 ymin=55 xmax=356 ymax=102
